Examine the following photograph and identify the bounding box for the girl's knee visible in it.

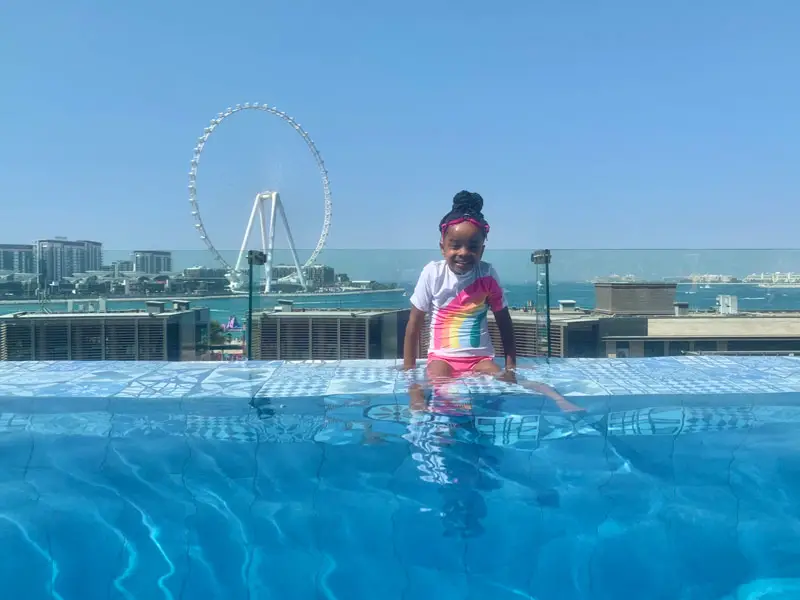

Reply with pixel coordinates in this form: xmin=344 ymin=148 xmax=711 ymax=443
xmin=473 ymin=359 xmax=501 ymax=374
xmin=427 ymin=359 xmax=453 ymax=379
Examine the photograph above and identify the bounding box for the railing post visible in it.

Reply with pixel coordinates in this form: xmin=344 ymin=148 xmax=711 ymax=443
xmin=531 ymin=250 xmax=552 ymax=359
xmin=246 ymin=250 xmax=267 ymax=360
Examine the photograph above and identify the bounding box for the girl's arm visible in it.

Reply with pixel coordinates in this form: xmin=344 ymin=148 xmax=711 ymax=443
xmin=493 ymin=307 xmax=517 ymax=371
xmin=403 ymin=306 xmax=426 ymax=370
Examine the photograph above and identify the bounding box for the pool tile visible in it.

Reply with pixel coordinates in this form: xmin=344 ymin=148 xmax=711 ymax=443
xmin=325 ymin=366 xmax=397 ymax=395
xmin=186 ymin=382 xmax=263 ymax=398
xmin=112 ymin=379 xmax=196 ymax=398
xmin=1 ymin=356 xmax=800 ymax=401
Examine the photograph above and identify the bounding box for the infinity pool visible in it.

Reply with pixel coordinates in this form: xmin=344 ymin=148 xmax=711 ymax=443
xmin=1 ymin=357 xmax=800 ymax=599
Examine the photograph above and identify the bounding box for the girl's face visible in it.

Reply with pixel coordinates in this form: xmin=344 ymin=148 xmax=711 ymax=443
xmin=440 ymin=221 xmax=485 ymax=275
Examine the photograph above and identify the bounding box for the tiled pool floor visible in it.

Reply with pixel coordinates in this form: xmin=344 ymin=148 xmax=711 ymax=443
xmin=0 ymin=355 xmax=800 ymax=399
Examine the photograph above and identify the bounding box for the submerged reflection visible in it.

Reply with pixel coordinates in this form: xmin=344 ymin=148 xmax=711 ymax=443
xmin=404 ymin=380 xmax=504 ymax=538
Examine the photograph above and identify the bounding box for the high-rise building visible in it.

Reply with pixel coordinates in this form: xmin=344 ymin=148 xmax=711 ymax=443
xmin=270 ymin=264 xmax=335 ymax=286
xmin=77 ymin=240 xmax=103 ymax=271
xmin=304 ymin=264 xmax=335 ymax=286
xmin=36 ymin=239 xmax=77 ymax=284
xmin=0 ymin=244 xmax=35 ymax=273
xmin=133 ymin=251 xmax=173 ymax=274
xmin=35 ymin=238 xmax=105 ymax=284
xmin=101 ymin=260 xmax=134 ymax=274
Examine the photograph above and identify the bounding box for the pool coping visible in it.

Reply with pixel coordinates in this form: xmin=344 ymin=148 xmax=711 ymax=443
xmin=0 ymin=355 xmax=798 ymax=399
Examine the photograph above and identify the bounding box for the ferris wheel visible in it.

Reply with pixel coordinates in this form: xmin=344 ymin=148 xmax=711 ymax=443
xmin=188 ymin=103 xmax=332 ymax=292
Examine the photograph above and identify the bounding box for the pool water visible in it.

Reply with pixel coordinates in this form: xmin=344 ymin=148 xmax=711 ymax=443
xmin=1 ymin=358 xmax=800 ymax=599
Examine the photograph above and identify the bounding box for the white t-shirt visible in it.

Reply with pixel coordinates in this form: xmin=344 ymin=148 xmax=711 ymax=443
xmin=410 ymin=260 xmax=508 ymax=359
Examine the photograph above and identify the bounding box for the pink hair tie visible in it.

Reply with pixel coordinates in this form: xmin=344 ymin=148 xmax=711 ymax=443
xmin=440 ymin=217 xmax=490 ymax=234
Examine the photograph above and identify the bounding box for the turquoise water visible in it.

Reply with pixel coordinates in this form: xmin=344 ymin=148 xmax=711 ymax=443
xmin=1 ymin=357 xmax=800 ymax=599
xmin=3 ymin=389 xmax=800 ymax=599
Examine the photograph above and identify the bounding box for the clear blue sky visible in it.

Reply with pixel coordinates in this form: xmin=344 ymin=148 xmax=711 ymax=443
xmin=1 ymin=1 xmax=798 ymax=255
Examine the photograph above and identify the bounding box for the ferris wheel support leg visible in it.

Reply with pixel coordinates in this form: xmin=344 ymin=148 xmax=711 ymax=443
xmin=258 ymin=195 xmax=270 ymax=293
xmin=235 ymin=193 xmax=262 ymax=274
xmin=258 ymin=208 xmax=268 ymax=293
xmin=276 ymin=195 xmax=308 ymax=290
xmin=264 ymin=192 xmax=279 ymax=294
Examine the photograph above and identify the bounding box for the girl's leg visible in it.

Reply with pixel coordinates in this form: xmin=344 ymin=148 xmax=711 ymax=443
xmin=474 ymin=358 xmax=521 ymax=383
xmin=519 ymin=380 xmax=584 ymax=412
xmin=472 ymin=359 xmax=502 ymax=375
xmin=471 ymin=359 xmax=584 ymax=412
xmin=408 ymin=383 xmax=427 ymax=412
xmin=427 ymin=359 xmax=454 ymax=380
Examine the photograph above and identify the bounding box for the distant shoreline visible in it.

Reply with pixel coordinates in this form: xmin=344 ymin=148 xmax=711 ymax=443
xmin=675 ymin=281 xmax=756 ymax=285
xmin=585 ymin=281 xmax=757 ymax=286
xmin=0 ymin=288 xmax=406 ymax=307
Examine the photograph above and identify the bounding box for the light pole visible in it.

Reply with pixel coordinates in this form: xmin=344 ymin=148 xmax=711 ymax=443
xmin=246 ymin=250 xmax=266 ymax=360
xmin=531 ymin=249 xmax=552 ymax=358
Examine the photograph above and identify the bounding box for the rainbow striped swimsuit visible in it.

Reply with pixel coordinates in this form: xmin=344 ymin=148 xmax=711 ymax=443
xmin=410 ymin=260 xmax=507 ymax=359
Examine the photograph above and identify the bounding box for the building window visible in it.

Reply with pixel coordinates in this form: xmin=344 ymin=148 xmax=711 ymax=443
xmin=668 ymin=341 xmax=690 ymax=356
xmin=727 ymin=339 xmax=800 ymax=353
xmin=693 ymin=340 xmax=718 ymax=353
xmin=644 ymin=341 xmax=664 ymax=357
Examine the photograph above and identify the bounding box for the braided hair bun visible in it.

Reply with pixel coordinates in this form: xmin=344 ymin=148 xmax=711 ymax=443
xmin=452 ymin=190 xmax=484 ymax=215
xmin=439 ymin=190 xmax=490 ymax=237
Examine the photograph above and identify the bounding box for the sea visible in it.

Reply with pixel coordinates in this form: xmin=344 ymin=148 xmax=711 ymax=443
xmin=1 ymin=283 xmax=799 ymax=326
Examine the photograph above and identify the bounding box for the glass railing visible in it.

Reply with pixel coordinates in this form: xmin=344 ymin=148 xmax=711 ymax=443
xmin=547 ymin=248 xmax=800 ymax=312
xmin=543 ymin=249 xmax=800 ymax=359
xmin=2 ymin=248 xmax=800 ymax=361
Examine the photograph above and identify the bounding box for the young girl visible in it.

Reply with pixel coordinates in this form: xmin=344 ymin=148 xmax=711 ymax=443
xmin=403 ymin=190 xmax=517 ymax=379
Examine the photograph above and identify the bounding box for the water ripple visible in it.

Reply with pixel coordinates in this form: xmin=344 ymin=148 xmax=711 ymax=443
xmin=0 ymin=512 xmax=64 ymax=600
xmin=0 ymin=394 xmax=799 ymax=599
